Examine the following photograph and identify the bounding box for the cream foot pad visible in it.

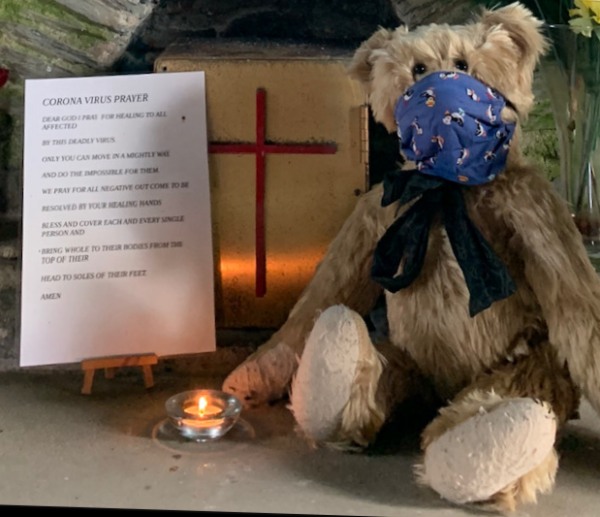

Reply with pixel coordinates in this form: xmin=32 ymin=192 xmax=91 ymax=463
xmin=290 ymin=305 xmax=369 ymax=442
xmin=421 ymin=398 xmax=557 ymax=504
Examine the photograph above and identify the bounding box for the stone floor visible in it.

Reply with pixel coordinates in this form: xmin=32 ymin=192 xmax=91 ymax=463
xmin=1 ymin=363 xmax=600 ymax=516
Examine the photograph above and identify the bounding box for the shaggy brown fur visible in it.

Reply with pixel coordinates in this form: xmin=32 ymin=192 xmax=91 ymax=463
xmin=223 ymin=2 xmax=600 ymax=511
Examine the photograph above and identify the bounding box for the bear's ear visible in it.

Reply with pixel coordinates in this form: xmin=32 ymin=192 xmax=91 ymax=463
xmin=348 ymin=26 xmax=407 ymax=131
xmin=347 ymin=27 xmax=397 ymax=91
xmin=477 ymin=2 xmax=549 ymax=69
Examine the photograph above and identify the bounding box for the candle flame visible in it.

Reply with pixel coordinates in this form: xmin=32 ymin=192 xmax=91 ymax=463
xmin=198 ymin=396 xmax=207 ymax=416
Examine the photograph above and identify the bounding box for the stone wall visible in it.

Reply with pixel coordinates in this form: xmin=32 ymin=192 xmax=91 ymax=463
xmin=0 ymin=0 xmax=559 ymax=369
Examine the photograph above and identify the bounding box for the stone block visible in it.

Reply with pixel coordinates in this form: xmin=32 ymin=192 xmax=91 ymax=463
xmin=155 ymin=40 xmax=368 ymax=328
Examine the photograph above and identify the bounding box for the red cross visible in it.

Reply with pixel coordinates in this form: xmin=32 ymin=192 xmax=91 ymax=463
xmin=209 ymin=88 xmax=337 ymax=298
xmin=0 ymin=69 xmax=9 ymax=88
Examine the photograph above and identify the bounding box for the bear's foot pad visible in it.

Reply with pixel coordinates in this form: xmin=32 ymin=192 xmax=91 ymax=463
xmin=290 ymin=305 xmax=370 ymax=443
xmin=420 ymin=397 xmax=557 ymax=504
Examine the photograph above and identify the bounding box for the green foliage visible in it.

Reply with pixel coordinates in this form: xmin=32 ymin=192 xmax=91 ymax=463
xmin=0 ymin=0 xmax=110 ymax=49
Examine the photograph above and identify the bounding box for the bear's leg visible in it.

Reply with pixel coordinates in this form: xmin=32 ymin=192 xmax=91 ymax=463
xmin=222 ymin=185 xmax=389 ymax=407
xmin=289 ymin=304 xmax=428 ymax=449
xmin=417 ymin=344 xmax=580 ymax=512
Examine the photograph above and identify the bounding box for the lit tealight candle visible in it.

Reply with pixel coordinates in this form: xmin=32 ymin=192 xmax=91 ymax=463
xmin=184 ymin=395 xmax=223 ymax=422
xmin=165 ymin=389 xmax=242 ymax=442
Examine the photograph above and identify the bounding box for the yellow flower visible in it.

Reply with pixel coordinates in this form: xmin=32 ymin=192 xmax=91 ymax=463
xmin=581 ymin=0 xmax=600 ymax=23
xmin=570 ymin=0 xmax=600 ymax=38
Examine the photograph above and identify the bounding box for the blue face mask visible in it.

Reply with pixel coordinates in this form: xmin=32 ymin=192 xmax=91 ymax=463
xmin=394 ymin=71 xmax=516 ymax=185
xmin=371 ymin=71 xmax=518 ymax=316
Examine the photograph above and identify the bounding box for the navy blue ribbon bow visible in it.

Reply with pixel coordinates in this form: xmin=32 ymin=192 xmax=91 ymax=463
xmin=371 ymin=169 xmax=516 ymax=317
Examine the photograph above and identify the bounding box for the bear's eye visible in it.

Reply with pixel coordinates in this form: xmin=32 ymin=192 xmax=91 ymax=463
xmin=412 ymin=63 xmax=427 ymax=77
xmin=455 ymin=59 xmax=469 ymax=72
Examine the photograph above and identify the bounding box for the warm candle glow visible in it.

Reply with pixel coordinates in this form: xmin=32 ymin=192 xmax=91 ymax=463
xmin=198 ymin=396 xmax=207 ymax=416
xmin=184 ymin=395 xmax=222 ymax=420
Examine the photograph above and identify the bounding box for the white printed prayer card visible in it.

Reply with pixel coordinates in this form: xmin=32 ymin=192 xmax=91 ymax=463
xmin=20 ymin=71 xmax=216 ymax=367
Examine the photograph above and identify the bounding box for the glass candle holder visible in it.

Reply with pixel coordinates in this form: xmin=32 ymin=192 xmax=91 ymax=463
xmin=165 ymin=389 xmax=242 ymax=442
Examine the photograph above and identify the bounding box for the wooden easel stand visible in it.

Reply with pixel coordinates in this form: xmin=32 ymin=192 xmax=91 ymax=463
xmin=80 ymin=353 xmax=158 ymax=395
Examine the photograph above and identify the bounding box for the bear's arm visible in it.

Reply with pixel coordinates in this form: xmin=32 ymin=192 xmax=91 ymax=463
xmin=502 ymin=166 xmax=600 ymax=416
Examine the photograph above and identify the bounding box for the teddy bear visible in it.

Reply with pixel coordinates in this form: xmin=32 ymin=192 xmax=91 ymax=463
xmin=222 ymin=2 xmax=600 ymax=511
